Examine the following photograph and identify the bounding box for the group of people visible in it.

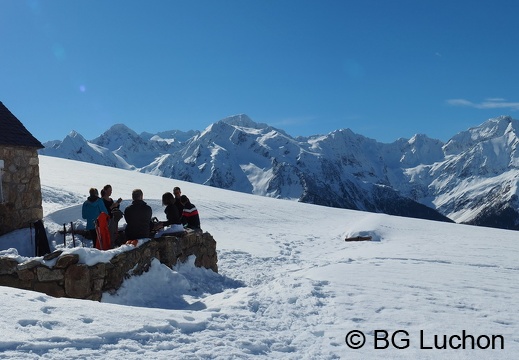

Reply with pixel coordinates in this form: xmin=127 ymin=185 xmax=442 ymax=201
xmin=81 ymin=185 xmax=201 ymax=248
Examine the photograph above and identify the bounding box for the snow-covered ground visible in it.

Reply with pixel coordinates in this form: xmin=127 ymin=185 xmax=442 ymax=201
xmin=0 ymin=155 xmax=518 ymax=359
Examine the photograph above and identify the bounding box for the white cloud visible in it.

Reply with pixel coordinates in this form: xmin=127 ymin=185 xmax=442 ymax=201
xmin=447 ymin=99 xmax=474 ymax=107
xmin=446 ymin=98 xmax=519 ymax=111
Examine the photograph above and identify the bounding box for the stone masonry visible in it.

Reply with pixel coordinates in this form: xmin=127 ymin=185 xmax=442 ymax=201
xmin=0 ymin=146 xmax=43 ymax=235
xmin=0 ymin=230 xmax=217 ymax=301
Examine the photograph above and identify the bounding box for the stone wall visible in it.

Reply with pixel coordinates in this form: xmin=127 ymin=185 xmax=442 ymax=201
xmin=0 ymin=146 xmax=43 ymax=236
xmin=0 ymin=230 xmax=217 ymax=301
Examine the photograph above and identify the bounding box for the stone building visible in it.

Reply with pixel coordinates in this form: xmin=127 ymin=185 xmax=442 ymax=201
xmin=0 ymin=101 xmax=44 ymax=236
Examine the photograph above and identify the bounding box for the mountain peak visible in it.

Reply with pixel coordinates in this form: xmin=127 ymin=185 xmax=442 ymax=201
xmin=90 ymin=123 xmax=143 ymax=152
xmin=67 ymin=130 xmax=85 ymax=140
xmin=220 ymin=114 xmax=267 ymax=129
xmin=477 ymin=115 xmax=514 ymax=136
xmin=107 ymin=123 xmax=136 ymax=133
xmin=98 ymin=123 xmax=138 ymax=139
xmin=444 ymin=116 xmax=519 ymax=155
xmin=409 ymin=133 xmax=431 ymax=144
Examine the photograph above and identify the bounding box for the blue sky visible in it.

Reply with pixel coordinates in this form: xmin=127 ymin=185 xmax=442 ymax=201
xmin=1 ymin=0 xmax=519 ymax=143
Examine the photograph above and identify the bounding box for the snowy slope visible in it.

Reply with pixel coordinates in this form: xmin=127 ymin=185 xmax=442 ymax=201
xmin=0 ymin=156 xmax=518 ymax=359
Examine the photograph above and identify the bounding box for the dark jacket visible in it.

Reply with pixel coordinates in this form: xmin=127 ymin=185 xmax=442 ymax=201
xmin=181 ymin=202 xmax=201 ymax=229
xmin=124 ymin=200 xmax=152 ymax=239
xmin=163 ymin=204 xmax=181 ymax=226
xmin=174 ymin=198 xmax=184 ymax=218
xmin=103 ymin=198 xmax=120 ymax=218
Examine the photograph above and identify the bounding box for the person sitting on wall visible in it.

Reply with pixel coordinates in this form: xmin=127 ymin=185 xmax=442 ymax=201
xmin=154 ymin=192 xmax=184 ymax=237
xmin=173 ymin=186 xmax=184 ymax=217
xmin=123 ymin=189 xmax=152 ymax=240
xmin=101 ymin=184 xmax=123 ymax=247
xmin=180 ymin=195 xmax=201 ymax=230
xmin=81 ymin=188 xmax=108 ymax=247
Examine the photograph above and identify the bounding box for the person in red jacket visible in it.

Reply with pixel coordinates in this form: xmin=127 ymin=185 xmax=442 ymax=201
xmin=180 ymin=195 xmax=201 ymax=230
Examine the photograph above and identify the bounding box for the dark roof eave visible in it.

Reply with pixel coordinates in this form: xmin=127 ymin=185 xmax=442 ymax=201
xmin=0 ymin=101 xmax=45 ymax=149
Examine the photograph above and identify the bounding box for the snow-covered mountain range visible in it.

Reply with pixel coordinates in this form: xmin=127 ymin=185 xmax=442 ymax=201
xmin=40 ymin=114 xmax=519 ymax=230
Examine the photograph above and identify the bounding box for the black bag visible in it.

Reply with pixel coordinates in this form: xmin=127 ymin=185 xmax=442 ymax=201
xmin=34 ymin=220 xmax=51 ymax=256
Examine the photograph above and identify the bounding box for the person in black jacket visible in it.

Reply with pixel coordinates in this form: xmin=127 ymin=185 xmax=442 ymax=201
xmin=180 ymin=195 xmax=201 ymax=230
xmin=154 ymin=192 xmax=184 ymax=235
xmin=173 ymin=186 xmax=184 ymax=217
xmin=123 ymin=189 xmax=152 ymax=240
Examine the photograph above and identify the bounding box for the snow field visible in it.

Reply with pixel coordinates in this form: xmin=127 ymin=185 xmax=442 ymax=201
xmin=0 ymin=155 xmax=517 ymax=359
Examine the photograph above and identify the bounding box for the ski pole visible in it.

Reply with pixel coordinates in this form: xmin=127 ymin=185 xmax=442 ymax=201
xmin=63 ymin=223 xmax=67 ymax=247
xmin=70 ymin=222 xmax=76 ymax=247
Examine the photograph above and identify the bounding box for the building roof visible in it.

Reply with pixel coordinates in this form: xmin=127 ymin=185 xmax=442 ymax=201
xmin=0 ymin=101 xmax=43 ymax=149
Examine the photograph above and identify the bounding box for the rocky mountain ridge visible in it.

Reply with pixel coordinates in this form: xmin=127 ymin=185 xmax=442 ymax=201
xmin=40 ymin=114 xmax=519 ymax=230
